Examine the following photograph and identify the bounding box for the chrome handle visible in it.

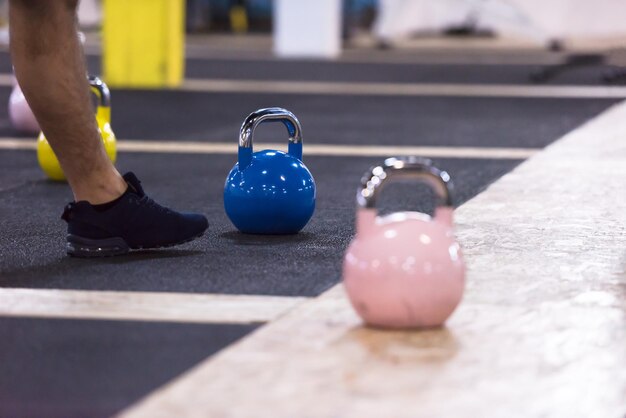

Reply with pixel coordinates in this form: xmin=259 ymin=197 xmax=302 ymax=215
xmin=88 ymin=75 xmax=111 ymax=108
xmin=239 ymin=107 xmax=302 ymax=149
xmin=357 ymin=157 xmax=454 ymax=209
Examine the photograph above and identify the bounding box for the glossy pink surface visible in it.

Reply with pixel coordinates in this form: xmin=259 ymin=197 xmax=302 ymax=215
xmin=9 ymin=83 xmax=40 ymax=134
xmin=343 ymin=207 xmax=465 ymax=328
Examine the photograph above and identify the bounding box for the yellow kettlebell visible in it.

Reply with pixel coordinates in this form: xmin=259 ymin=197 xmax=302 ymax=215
xmin=37 ymin=76 xmax=117 ymax=181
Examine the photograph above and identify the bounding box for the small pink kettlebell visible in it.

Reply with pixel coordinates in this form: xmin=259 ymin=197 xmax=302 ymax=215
xmin=9 ymin=79 xmax=40 ymax=134
xmin=343 ymin=157 xmax=465 ymax=329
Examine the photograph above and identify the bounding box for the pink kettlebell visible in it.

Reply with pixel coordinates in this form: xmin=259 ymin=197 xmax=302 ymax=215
xmin=343 ymin=157 xmax=465 ymax=329
xmin=9 ymin=77 xmax=40 ymax=134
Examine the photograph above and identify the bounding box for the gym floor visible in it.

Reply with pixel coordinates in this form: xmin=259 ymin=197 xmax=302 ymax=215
xmin=0 ymin=38 xmax=624 ymax=418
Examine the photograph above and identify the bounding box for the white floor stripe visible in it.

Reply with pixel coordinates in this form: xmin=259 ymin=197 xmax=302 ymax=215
xmin=0 ymin=288 xmax=306 ymax=324
xmin=181 ymin=79 xmax=626 ymax=99
xmin=0 ymin=41 xmax=570 ymax=66
xmin=0 ymin=138 xmax=37 ymax=150
xmin=0 ymin=138 xmax=537 ymax=160
xmin=0 ymin=73 xmax=623 ymax=99
xmin=180 ymin=49 xmax=564 ymax=66
xmin=0 ymin=73 xmax=12 ymax=85
xmin=79 ymin=40 xmax=564 ymax=66
xmin=76 ymin=37 xmax=584 ymax=66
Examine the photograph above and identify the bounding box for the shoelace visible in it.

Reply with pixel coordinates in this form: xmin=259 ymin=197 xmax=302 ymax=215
xmin=137 ymin=195 xmax=173 ymax=214
xmin=61 ymin=194 xmax=173 ymax=222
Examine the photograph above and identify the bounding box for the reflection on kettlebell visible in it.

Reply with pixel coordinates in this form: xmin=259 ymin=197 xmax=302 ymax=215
xmin=343 ymin=157 xmax=466 ymax=329
xmin=37 ymin=76 xmax=117 ymax=181
xmin=224 ymin=108 xmax=316 ymax=234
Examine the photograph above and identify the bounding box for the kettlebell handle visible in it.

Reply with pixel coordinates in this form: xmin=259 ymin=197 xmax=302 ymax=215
xmin=238 ymin=107 xmax=303 ymax=169
xmin=88 ymin=76 xmax=111 ymax=108
xmin=357 ymin=157 xmax=453 ymax=209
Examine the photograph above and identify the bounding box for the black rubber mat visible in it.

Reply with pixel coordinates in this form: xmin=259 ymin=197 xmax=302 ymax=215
xmin=0 ymin=316 xmax=258 ymax=418
xmin=0 ymin=86 xmax=616 ymax=148
xmin=0 ymin=50 xmax=616 ymax=86
xmin=183 ymin=58 xmax=618 ymax=86
xmin=108 ymin=93 xmax=617 ymax=149
xmin=0 ymin=150 xmax=519 ymax=296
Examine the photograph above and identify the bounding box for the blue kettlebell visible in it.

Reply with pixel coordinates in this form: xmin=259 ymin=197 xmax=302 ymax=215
xmin=224 ymin=107 xmax=316 ymax=234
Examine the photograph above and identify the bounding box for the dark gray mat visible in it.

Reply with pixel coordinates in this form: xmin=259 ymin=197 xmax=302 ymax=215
xmin=105 ymin=93 xmax=616 ymax=149
xmin=184 ymin=58 xmax=617 ymax=86
xmin=0 ymin=85 xmax=615 ymax=149
xmin=0 ymin=316 xmax=258 ymax=418
xmin=0 ymin=150 xmax=519 ymax=296
xmin=0 ymin=51 xmax=615 ymax=86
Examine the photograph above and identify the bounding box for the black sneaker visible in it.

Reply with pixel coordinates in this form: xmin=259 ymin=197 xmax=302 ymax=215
xmin=61 ymin=172 xmax=208 ymax=257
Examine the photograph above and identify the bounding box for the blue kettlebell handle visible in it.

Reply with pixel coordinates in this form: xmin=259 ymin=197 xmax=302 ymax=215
xmin=238 ymin=107 xmax=303 ymax=169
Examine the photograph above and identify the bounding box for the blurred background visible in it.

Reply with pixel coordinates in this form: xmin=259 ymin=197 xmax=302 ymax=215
xmin=0 ymin=0 xmax=624 ymax=87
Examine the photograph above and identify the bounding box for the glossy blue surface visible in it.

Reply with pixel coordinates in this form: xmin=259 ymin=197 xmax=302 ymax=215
xmin=224 ymin=149 xmax=316 ymax=234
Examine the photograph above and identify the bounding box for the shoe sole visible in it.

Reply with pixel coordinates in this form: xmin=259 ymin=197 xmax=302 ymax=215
xmin=66 ymin=233 xmax=205 ymax=258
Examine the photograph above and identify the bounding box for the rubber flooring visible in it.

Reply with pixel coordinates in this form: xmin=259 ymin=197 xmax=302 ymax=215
xmin=0 ymin=50 xmax=619 ymax=417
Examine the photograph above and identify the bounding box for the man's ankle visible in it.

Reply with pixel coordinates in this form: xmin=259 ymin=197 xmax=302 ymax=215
xmin=70 ymin=170 xmax=127 ymax=204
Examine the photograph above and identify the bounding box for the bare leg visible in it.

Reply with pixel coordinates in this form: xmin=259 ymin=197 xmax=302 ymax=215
xmin=9 ymin=0 xmax=126 ymax=204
